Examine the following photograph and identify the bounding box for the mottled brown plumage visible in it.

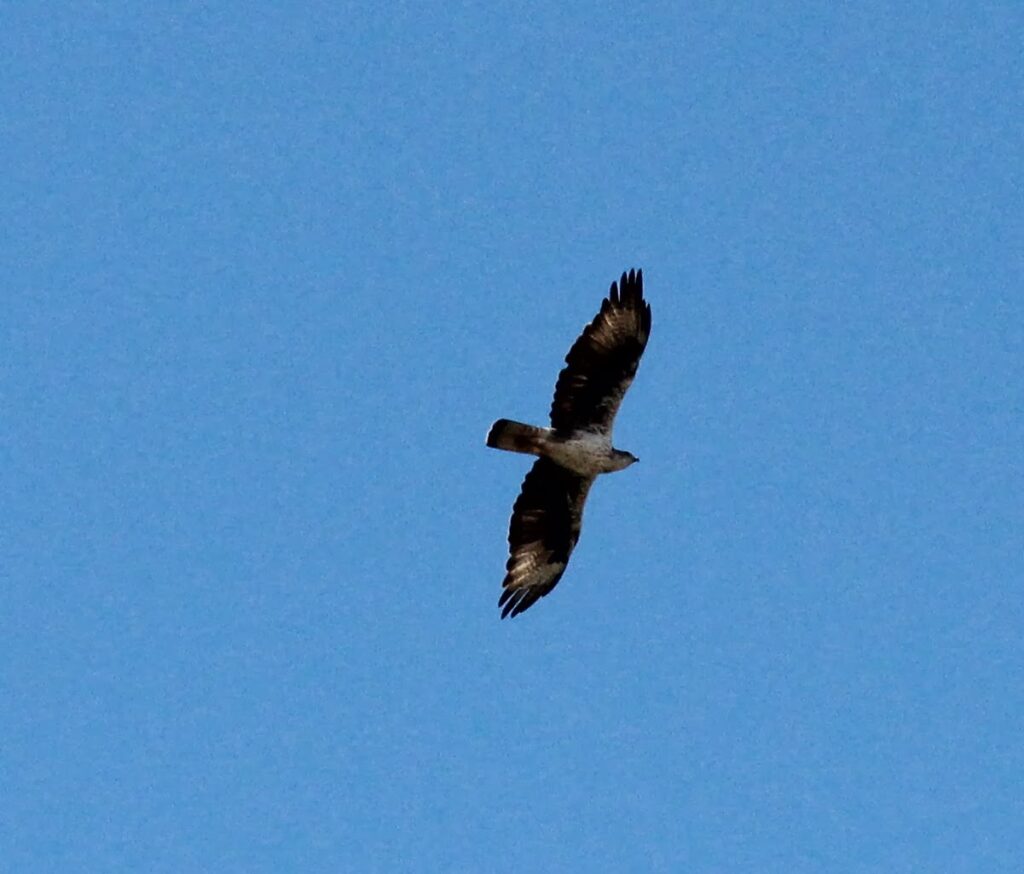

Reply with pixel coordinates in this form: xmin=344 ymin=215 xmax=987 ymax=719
xmin=550 ymin=270 xmax=652 ymax=436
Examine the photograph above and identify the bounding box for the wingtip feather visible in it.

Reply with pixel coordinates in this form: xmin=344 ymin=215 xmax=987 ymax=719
xmin=499 ymin=586 xmax=527 ymax=619
xmin=612 ymin=268 xmax=644 ymax=308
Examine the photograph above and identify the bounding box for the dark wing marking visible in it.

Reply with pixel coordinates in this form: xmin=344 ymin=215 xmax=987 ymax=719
xmin=499 ymin=458 xmax=593 ymax=619
xmin=549 ymin=268 xmax=652 ymax=435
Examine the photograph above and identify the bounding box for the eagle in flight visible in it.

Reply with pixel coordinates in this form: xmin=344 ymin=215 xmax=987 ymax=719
xmin=486 ymin=268 xmax=652 ymax=618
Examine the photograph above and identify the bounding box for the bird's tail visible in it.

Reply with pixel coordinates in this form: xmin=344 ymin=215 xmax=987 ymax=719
xmin=486 ymin=419 xmax=550 ymax=456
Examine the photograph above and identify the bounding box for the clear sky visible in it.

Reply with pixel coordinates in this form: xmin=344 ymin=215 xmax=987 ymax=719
xmin=4 ymin=3 xmax=1023 ymax=871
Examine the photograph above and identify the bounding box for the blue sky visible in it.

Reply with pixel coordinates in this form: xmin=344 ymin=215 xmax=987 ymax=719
xmin=4 ymin=3 xmax=1023 ymax=871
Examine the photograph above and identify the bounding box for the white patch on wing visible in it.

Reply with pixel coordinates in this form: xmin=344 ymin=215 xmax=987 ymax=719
xmin=508 ymin=540 xmax=560 ymax=581
xmin=511 ymin=561 xmax=566 ymax=591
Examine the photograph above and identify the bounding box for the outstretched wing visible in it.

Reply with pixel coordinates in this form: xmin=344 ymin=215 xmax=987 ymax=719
xmin=499 ymin=458 xmax=593 ymax=619
xmin=549 ymin=268 xmax=652 ymax=436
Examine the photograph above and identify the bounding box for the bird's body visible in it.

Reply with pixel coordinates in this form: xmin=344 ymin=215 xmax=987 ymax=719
xmin=488 ymin=422 xmax=634 ymax=477
xmin=486 ymin=268 xmax=652 ymax=618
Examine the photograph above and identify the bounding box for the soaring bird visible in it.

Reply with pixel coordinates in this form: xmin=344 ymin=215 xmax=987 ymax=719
xmin=486 ymin=268 xmax=652 ymax=618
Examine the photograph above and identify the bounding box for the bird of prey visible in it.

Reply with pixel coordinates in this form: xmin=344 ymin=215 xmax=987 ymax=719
xmin=486 ymin=268 xmax=652 ymax=618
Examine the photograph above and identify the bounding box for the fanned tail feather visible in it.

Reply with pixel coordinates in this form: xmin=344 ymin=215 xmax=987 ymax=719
xmin=486 ymin=419 xmax=549 ymax=456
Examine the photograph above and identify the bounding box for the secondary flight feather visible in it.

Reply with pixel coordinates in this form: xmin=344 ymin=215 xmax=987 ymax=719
xmin=486 ymin=268 xmax=652 ymax=618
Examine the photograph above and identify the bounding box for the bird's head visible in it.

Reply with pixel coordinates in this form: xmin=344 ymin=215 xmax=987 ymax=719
xmin=611 ymin=449 xmax=640 ymax=470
